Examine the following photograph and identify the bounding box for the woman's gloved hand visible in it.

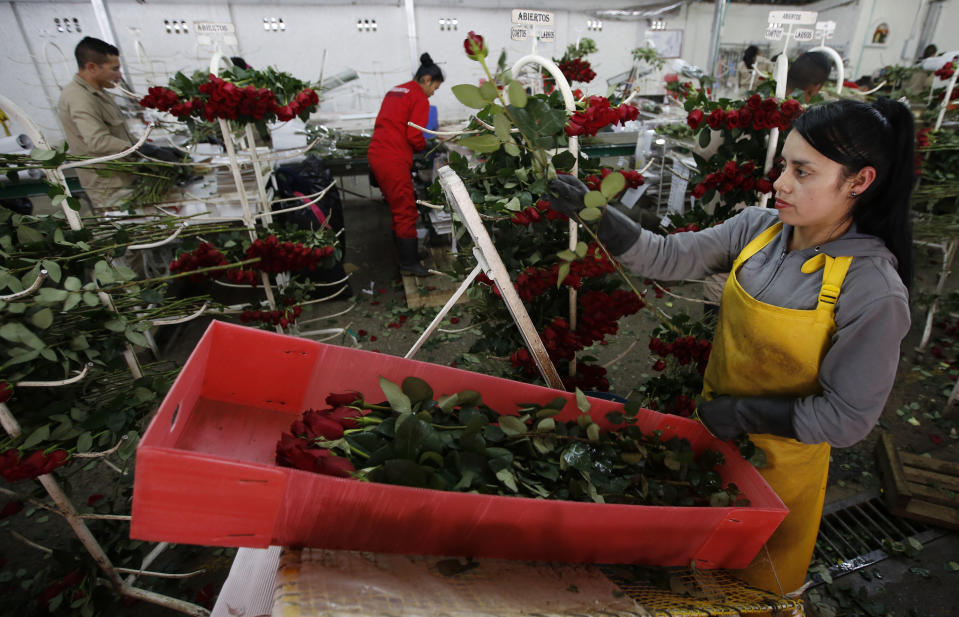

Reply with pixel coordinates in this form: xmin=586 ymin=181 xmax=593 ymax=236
xmin=697 ymin=396 xmax=797 ymax=441
xmin=547 ymin=175 xmax=643 ymax=256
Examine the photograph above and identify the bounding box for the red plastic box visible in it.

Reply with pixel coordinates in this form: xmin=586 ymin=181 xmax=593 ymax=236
xmin=131 ymin=321 xmax=786 ymax=568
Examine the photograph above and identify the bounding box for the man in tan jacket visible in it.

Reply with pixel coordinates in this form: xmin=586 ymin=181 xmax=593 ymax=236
xmin=57 ymin=36 xmax=135 ymax=209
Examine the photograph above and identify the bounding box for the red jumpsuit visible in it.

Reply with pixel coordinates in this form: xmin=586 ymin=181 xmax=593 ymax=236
xmin=368 ymin=80 xmax=429 ymax=239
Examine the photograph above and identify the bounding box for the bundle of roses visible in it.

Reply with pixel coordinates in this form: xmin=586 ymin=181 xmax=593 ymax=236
xmin=677 ymin=90 xmax=804 ymax=225
xmin=275 ymin=377 xmax=747 ymax=508
xmin=140 ymin=66 xmax=319 ymax=124
xmin=436 ymin=32 xmax=654 ymax=392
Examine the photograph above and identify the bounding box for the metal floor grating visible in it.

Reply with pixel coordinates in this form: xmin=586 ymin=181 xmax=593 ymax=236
xmin=814 ymin=489 xmax=946 ymax=578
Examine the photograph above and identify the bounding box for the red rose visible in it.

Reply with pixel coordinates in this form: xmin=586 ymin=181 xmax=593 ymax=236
xmin=686 ymin=109 xmax=705 ymax=130
xmin=724 ymin=109 xmax=740 ymax=129
xmin=751 ymin=110 xmax=767 ymax=130
xmin=87 ymin=494 xmax=104 ymax=506
xmin=326 ymin=391 xmax=361 ymax=407
xmin=300 ymin=409 xmax=346 ymax=440
xmin=767 ymin=110 xmax=787 ymax=130
xmin=0 ymin=381 xmax=11 ymax=403
xmin=780 ymin=99 xmax=803 ymax=119
xmin=691 ymin=183 xmax=707 ymax=199
xmin=719 ymin=181 xmax=735 ymax=194
xmin=705 ymin=108 xmax=725 ymax=130
xmin=722 ymin=160 xmax=739 ymax=178
xmin=746 ymin=94 xmax=762 ymax=110
xmin=762 ymin=97 xmax=778 ymax=112
xmin=464 ymin=31 xmax=487 ymax=60
xmin=739 ymin=160 xmax=756 ymax=176
xmin=737 ymin=107 xmax=753 ymax=128
xmin=756 ymin=178 xmax=774 ymax=193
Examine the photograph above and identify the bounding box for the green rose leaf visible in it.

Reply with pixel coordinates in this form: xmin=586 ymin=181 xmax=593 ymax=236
xmin=574 ymin=241 xmax=588 ymax=258
xmin=63 ymin=292 xmax=81 ymax=312
xmin=600 ymin=171 xmax=626 ymax=198
xmin=551 ymin=150 xmax=576 ymax=171
xmin=507 ymin=81 xmax=528 ymax=109
xmin=63 ymin=276 xmax=82 ymax=292
xmin=31 ymin=308 xmax=54 ymax=330
xmin=557 ymin=249 xmax=576 ymax=262
xmin=504 ymin=197 xmax=521 ymax=212
xmin=579 ymin=207 xmax=603 ymax=222
xmin=583 ymin=191 xmax=606 ymax=208
xmin=76 ymin=432 xmax=93 ymax=453
xmin=125 ymin=328 xmax=150 ymax=347
xmin=393 ymin=412 xmax=429 ymax=460
xmin=493 ymin=113 xmax=511 ymax=141
xmin=16 ymin=225 xmax=44 ymax=245
xmin=31 ymin=147 xmax=58 ymax=162
xmin=503 ymin=142 xmax=521 ymax=157
xmin=699 ymin=129 xmax=711 ymax=149
xmin=93 ymin=260 xmax=114 ymax=284
xmin=479 ymin=80 xmax=498 ymax=102
xmin=562 ymin=442 xmax=593 ymax=473
xmin=82 ymin=292 xmax=100 ymax=307
xmin=459 ymin=134 xmax=502 ymax=154
xmin=536 ymin=417 xmax=555 ymax=432
xmin=41 ymin=260 xmax=61 ymax=283
xmin=0 ymin=322 xmax=45 ymax=349
xmin=451 ymin=84 xmax=489 ymax=109
xmin=556 ymin=261 xmax=572 ymax=287
xmin=401 ymin=376 xmax=433 ymax=405
xmin=495 ymin=468 xmax=519 ymax=492
xmin=36 ymin=288 xmax=69 ymax=305
xmin=575 ymin=388 xmax=591 ymax=413
xmin=103 ymin=318 xmax=127 ymax=333
xmin=379 ymin=376 xmax=412 ymax=414
xmin=22 ymin=424 xmax=50 ymax=449
xmin=586 ymin=423 xmax=601 ymax=442
xmin=498 ymin=415 xmax=528 ymax=437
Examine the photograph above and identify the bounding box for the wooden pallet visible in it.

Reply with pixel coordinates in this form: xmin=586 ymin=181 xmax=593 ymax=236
xmin=401 ymin=246 xmax=469 ymax=310
xmin=876 ymin=431 xmax=959 ymax=529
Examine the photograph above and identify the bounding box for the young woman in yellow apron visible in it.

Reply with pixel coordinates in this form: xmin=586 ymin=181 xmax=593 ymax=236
xmin=548 ymin=98 xmax=915 ymax=594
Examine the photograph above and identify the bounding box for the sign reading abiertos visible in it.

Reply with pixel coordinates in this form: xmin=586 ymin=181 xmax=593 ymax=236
xmin=511 ymin=9 xmax=554 ymax=26
xmin=767 ymin=10 xmax=817 ymax=25
xmin=194 ymin=21 xmax=235 ymax=34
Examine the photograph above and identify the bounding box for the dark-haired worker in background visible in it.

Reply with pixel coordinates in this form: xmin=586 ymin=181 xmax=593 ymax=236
xmin=368 ymin=53 xmax=444 ymax=276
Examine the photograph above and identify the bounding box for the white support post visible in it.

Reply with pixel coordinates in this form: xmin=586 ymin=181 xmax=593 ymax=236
xmin=510 ymin=54 xmax=579 ymax=375
xmin=810 ymin=45 xmax=845 ymax=95
xmin=438 ymin=166 xmax=564 ymax=390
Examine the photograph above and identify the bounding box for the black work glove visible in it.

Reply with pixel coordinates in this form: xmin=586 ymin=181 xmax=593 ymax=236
xmin=138 ymin=143 xmax=183 ymax=163
xmin=547 ymin=175 xmax=642 ymax=256
xmin=697 ymin=396 xmax=797 ymax=441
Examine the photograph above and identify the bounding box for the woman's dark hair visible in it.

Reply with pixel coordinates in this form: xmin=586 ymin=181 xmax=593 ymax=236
xmin=414 ymin=53 xmax=444 ymax=83
xmin=743 ymin=45 xmax=759 ymax=70
xmin=791 ymin=98 xmax=915 ymax=288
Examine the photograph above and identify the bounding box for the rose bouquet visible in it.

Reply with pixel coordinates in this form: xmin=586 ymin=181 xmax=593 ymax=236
xmin=276 ymin=376 xmax=748 ymax=508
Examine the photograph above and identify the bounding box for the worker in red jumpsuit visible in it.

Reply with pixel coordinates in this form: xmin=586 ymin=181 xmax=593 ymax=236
xmin=368 ymin=53 xmax=444 ymax=276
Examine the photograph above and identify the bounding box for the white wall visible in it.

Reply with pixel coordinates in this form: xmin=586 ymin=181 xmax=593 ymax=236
xmin=4 ymin=0 xmax=958 ymax=147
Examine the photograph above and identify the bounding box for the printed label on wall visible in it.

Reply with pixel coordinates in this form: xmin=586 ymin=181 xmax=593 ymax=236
xmin=194 ymin=22 xmax=235 ymax=34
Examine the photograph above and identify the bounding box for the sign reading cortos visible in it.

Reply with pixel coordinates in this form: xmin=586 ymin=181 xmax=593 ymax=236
xmin=194 ymin=21 xmax=235 ymax=34
xmin=511 ymin=9 xmax=554 ymax=26
xmin=764 ymin=27 xmax=784 ymax=41
xmin=511 ymin=25 xmax=529 ymax=41
xmin=767 ymin=10 xmax=818 ymax=25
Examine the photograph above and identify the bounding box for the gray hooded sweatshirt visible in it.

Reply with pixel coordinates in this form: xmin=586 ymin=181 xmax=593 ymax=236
xmin=615 ymin=206 xmax=910 ymax=448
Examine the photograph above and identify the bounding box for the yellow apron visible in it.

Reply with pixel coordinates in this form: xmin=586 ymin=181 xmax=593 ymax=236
xmin=702 ymin=222 xmax=852 ymax=595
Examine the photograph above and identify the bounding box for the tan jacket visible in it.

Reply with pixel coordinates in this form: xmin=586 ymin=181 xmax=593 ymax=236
xmin=57 ymin=74 xmax=135 ymax=207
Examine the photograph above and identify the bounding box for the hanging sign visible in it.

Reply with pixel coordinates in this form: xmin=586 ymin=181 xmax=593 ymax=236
xmin=767 ymin=10 xmax=818 ymax=25
xmin=815 ymin=21 xmax=836 ymax=38
xmin=764 ymin=27 xmax=784 ymax=41
xmin=793 ymin=29 xmax=815 ymax=42
xmin=536 ymin=29 xmax=556 ymax=42
xmin=510 ymin=25 xmax=529 ymax=41
xmin=511 ymin=9 xmax=554 ymax=26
